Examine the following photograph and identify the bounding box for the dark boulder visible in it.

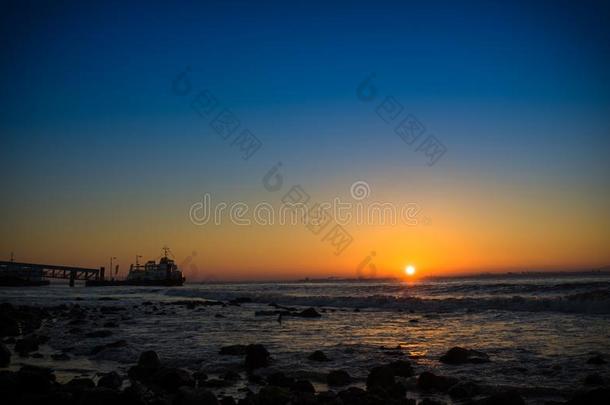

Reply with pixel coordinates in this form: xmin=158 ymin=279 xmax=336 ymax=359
xmin=128 ymin=350 xmax=162 ymax=381
xmin=245 ymin=344 xmax=270 ymax=370
xmin=97 ymin=371 xmax=122 ymax=389
xmin=337 ymin=387 xmax=368 ymax=404
xmin=366 ymin=366 xmax=395 ymax=390
xmin=585 ymin=373 xmax=605 ymax=386
xmin=267 ymin=372 xmax=294 ymax=388
xmin=587 ymin=354 xmax=607 ymax=365
xmin=299 ymin=308 xmax=322 ymax=318
xmin=448 ymin=381 xmax=480 ymax=399
xmin=291 ymin=379 xmax=315 ymax=393
xmin=15 ymin=334 xmax=40 ymax=355
xmin=220 ymin=344 xmax=248 ymax=355
xmin=150 ymin=367 xmax=195 ymax=393
xmin=327 ymin=370 xmax=351 ymax=386
xmin=91 ymin=339 xmax=128 ymax=355
xmin=440 ymin=347 xmax=490 ymax=364
xmin=308 ymin=350 xmax=330 ymax=362
xmin=78 ymin=387 xmax=123 ymax=405
xmin=417 ymin=372 xmax=458 ymax=392
xmin=63 ymin=377 xmax=95 ymax=392
xmin=255 ymin=386 xmax=291 ymax=405
xmin=567 ymin=388 xmax=610 ymax=405
xmin=0 ymin=342 xmax=10 ymax=367
xmin=387 ymin=360 xmax=413 ymax=377
xmin=16 ymin=365 xmax=57 ymax=394
xmin=174 ymin=386 xmax=219 ymax=405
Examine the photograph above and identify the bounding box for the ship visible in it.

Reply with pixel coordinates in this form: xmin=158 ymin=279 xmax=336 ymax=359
xmin=86 ymin=248 xmax=185 ymax=287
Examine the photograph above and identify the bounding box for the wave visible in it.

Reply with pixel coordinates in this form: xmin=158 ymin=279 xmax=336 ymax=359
xmin=164 ymin=287 xmax=610 ymax=314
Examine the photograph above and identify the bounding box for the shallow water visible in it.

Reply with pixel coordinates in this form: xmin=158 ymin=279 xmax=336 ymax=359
xmin=1 ymin=273 xmax=609 ymax=403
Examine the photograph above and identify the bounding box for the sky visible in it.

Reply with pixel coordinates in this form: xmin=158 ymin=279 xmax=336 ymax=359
xmin=1 ymin=0 xmax=609 ymax=280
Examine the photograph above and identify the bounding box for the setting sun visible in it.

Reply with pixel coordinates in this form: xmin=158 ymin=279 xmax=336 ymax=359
xmin=405 ymin=265 xmax=416 ymax=276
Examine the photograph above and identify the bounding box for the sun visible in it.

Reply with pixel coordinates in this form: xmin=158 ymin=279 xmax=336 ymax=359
xmin=405 ymin=265 xmax=416 ymax=276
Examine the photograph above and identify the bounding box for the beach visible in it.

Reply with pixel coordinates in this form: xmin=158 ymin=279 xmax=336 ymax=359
xmin=1 ymin=273 xmax=609 ymax=404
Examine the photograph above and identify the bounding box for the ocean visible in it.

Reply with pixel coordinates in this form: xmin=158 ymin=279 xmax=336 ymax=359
xmin=1 ymin=272 xmax=609 ymax=403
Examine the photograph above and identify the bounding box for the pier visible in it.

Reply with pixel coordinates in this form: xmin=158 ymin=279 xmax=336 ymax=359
xmin=0 ymin=261 xmax=104 ymax=286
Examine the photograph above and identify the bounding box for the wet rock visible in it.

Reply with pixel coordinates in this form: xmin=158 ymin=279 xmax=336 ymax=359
xmin=223 ymin=370 xmax=240 ymax=381
xmin=220 ymin=344 xmax=247 ymax=355
xmin=292 ymin=379 xmax=315 ymax=393
xmin=585 ymin=373 xmax=605 ymax=386
xmin=308 ymin=350 xmax=330 ymax=362
xmin=337 ymin=387 xmax=368 ymax=404
xmin=16 ymin=365 xmax=57 ymax=394
xmin=448 ymin=381 xmax=480 ymax=399
xmin=98 ymin=371 xmax=122 ymax=389
xmin=220 ymin=396 xmax=237 ymax=405
xmin=474 ymin=390 xmax=525 ymax=405
xmin=587 ymin=354 xmax=607 ymax=365
xmin=245 ymin=344 xmax=270 ymax=370
xmin=417 ymin=371 xmax=458 ymax=392
xmin=31 ymin=352 xmax=44 ymax=358
xmin=567 ymin=388 xmax=610 ymax=405
xmin=267 ymin=372 xmax=294 ymax=388
xmin=440 ymin=347 xmax=490 ymax=364
xmin=299 ymin=308 xmax=321 ymax=318
xmin=174 ymin=386 xmax=219 ymax=405
xmin=194 ymin=370 xmax=208 ymax=386
xmin=129 ymin=350 xmax=162 ymax=381
xmin=85 ymin=329 xmax=113 ymax=338
xmin=387 ymin=360 xmax=414 ymax=377
xmin=91 ymin=339 xmax=128 ymax=355
xmin=0 ymin=342 xmax=10 ymax=367
xmin=63 ymin=377 xmax=96 ymax=392
xmin=79 ymin=387 xmax=123 ymax=405
xmin=327 ymin=370 xmax=351 ymax=386
xmin=15 ymin=334 xmax=40 ymax=355
xmin=366 ymin=366 xmax=395 ymax=390
xmin=256 ymin=386 xmax=291 ymax=405
xmin=150 ymin=367 xmax=195 ymax=393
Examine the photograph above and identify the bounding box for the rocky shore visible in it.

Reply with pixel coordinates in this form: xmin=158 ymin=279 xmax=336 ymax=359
xmin=1 ymin=301 xmax=608 ymax=405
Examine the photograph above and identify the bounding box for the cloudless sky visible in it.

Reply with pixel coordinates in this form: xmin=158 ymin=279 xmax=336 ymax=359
xmin=1 ymin=0 xmax=609 ymax=280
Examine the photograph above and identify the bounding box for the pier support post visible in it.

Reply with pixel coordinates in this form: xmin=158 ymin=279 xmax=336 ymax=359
xmin=100 ymin=266 xmax=105 ymax=281
xmin=69 ymin=270 xmax=75 ymax=287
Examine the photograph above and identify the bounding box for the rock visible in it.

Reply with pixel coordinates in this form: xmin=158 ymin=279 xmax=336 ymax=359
xmin=194 ymin=371 xmax=208 ymax=386
xmin=220 ymin=396 xmax=237 ymax=405
xmin=223 ymin=370 xmax=240 ymax=381
xmin=128 ymin=350 xmax=162 ymax=381
xmin=327 ymin=370 xmax=351 ymax=386
xmin=308 ymin=350 xmax=330 ymax=362
xmin=15 ymin=334 xmax=40 ymax=355
xmin=174 ymin=386 xmax=219 ymax=405
xmin=91 ymin=339 xmax=128 ymax=355
xmin=256 ymin=386 xmax=291 ymax=405
xmin=299 ymin=308 xmax=322 ymax=318
xmin=16 ymin=365 xmax=57 ymax=394
xmin=102 ymin=321 xmax=118 ymax=328
xmin=220 ymin=344 xmax=248 ymax=355
xmin=0 ymin=342 xmax=10 ymax=367
xmin=587 ymin=355 xmax=607 ymax=365
xmin=387 ymin=360 xmax=413 ymax=377
xmin=267 ymin=372 xmax=294 ymax=388
xmin=337 ymin=387 xmax=368 ymax=404
xmin=440 ymin=347 xmax=490 ymax=364
xmin=97 ymin=371 xmax=122 ymax=389
xmin=150 ymin=367 xmax=195 ymax=392
xmin=85 ymin=330 xmax=113 ymax=338
xmin=417 ymin=372 xmax=458 ymax=392
xmin=366 ymin=366 xmax=395 ymax=390
xmin=292 ymin=379 xmax=315 ymax=393
xmin=78 ymin=387 xmax=123 ymax=405
xmin=421 ymin=399 xmax=446 ymax=405
xmin=475 ymin=390 xmax=525 ymax=405
xmin=448 ymin=381 xmax=480 ymax=398
xmin=63 ymin=377 xmax=96 ymax=391
xmin=585 ymin=373 xmax=605 ymax=386
xmin=245 ymin=344 xmax=270 ymax=370
xmin=567 ymin=388 xmax=610 ymax=405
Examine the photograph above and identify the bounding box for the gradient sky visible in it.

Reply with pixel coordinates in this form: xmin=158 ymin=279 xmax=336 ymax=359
xmin=1 ymin=0 xmax=609 ymax=280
